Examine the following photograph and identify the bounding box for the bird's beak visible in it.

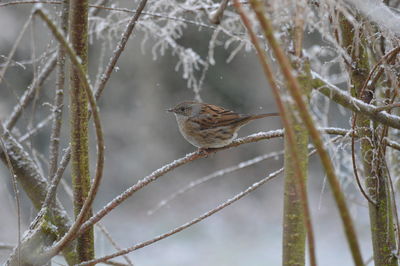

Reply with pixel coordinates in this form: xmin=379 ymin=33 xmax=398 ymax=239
xmin=167 ymin=108 xmax=174 ymax=113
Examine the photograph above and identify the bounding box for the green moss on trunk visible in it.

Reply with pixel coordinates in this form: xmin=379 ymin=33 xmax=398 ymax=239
xmin=282 ymin=60 xmax=311 ymax=266
xmin=69 ymin=0 xmax=94 ymax=262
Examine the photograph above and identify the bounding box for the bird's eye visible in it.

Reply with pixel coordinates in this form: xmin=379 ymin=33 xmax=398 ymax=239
xmin=179 ymin=107 xmax=185 ymax=112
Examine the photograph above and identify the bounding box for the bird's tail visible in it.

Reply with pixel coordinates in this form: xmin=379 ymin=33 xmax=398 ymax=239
xmin=249 ymin=112 xmax=280 ymax=120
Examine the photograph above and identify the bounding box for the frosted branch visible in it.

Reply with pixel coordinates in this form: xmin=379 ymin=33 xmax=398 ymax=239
xmin=78 ymin=167 xmax=284 ymax=265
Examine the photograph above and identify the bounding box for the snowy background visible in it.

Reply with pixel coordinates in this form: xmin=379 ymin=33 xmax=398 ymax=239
xmin=1 ymin=0 xmax=395 ymax=265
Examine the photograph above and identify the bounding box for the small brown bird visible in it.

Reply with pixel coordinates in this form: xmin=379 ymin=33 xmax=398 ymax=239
xmin=168 ymin=101 xmax=279 ymax=150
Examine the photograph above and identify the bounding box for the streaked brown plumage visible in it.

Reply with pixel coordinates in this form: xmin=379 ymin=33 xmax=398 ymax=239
xmin=168 ymin=101 xmax=279 ymax=149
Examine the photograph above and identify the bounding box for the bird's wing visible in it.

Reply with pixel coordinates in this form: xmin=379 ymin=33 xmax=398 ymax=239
xmin=190 ymin=104 xmax=250 ymax=129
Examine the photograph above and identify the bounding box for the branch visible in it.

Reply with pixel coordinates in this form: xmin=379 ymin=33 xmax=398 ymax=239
xmin=77 ymin=129 xmax=284 ymax=236
xmin=97 ymin=223 xmax=135 ymax=266
xmin=148 ymin=150 xmax=285 ymax=215
xmin=78 ymin=167 xmax=284 ymax=265
xmin=311 ymin=71 xmax=400 ymax=129
xmin=73 ymin=127 xmax=400 ymax=238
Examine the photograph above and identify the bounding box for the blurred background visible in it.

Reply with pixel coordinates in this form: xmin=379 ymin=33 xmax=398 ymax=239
xmin=0 ymin=1 xmax=373 ymax=265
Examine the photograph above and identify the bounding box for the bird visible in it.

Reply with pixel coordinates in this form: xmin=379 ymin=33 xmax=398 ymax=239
xmin=168 ymin=101 xmax=279 ymax=150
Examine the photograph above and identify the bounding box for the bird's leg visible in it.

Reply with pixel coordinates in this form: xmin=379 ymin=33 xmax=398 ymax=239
xmin=196 ymin=147 xmax=218 ymax=157
xmin=197 ymin=147 xmax=209 ymax=156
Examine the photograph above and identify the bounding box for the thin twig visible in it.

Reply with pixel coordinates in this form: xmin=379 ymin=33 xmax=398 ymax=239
xmin=48 ymin=0 xmax=69 ymax=180
xmin=73 ymin=127 xmax=400 ymax=237
xmin=97 ymin=223 xmax=135 ymax=266
xmin=18 ymin=113 xmax=54 ymax=143
xmin=0 ymin=0 xmax=61 ymax=7
xmin=148 ymin=150 xmax=284 ymax=215
xmin=374 ymin=103 xmax=400 ymax=112
xmin=149 ymin=132 xmax=350 ymax=215
xmin=77 ymin=129 xmax=284 ymax=237
xmin=103 ymin=261 xmax=130 ymax=266
xmin=4 ymin=53 xmax=57 ymax=130
xmin=40 ymin=146 xmax=71 ymax=209
xmin=0 ymin=15 xmax=32 ymax=84
xmin=78 ymin=167 xmax=284 ymax=265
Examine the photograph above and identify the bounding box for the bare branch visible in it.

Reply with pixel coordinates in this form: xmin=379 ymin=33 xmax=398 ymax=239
xmin=97 ymin=223 xmax=135 ymax=266
xmin=78 ymin=167 xmax=284 ymax=265
xmin=148 ymin=150 xmax=284 ymax=215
